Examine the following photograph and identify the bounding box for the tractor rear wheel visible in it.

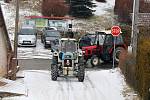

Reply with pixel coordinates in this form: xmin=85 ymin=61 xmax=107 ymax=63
xmin=114 ymin=47 xmax=125 ymax=63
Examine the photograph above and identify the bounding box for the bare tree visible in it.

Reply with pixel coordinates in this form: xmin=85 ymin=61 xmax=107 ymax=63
xmin=42 ymin=0 xmax=69 ymax=17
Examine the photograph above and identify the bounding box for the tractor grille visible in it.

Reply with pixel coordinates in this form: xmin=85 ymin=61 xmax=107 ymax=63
xmin=64 ymin=59 xmax=72 ymax=67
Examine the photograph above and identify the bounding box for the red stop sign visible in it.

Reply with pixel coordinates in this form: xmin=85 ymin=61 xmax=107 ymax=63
xmin=111 ymin=26 xmax=121 ymax=36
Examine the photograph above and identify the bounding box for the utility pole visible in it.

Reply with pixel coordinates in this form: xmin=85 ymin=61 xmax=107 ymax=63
xmin=131 ymin=0 xmax=139 ymax=58
xmin=11 ymin=0 xmax=19 ymax=80
xmin=14 ymin=0 xmax=19 ymax=58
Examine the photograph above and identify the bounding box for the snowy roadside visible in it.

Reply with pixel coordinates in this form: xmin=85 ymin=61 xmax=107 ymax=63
xmin=2 ymin=68 xmax=138 ymax=100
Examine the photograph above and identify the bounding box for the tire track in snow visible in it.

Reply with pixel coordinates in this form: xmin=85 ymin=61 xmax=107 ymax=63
xmin=82 ymin=75 xmax=107 ymax=100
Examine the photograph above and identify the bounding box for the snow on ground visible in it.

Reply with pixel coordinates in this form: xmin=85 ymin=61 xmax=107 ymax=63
xmin=0 ymin=78 xmax=27 ymax=96
xmin=2 ymin=68 xmax=133 ymax=100
xmin=17 ymin=39 xmax=52 ymax=59
xmin=93 ymin=0 xmax=116 ymax=15
xmin=74 ymin=0 xmax=116 ymax=32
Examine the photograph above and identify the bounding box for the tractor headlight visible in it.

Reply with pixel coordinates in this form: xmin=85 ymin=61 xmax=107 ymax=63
xmin=46 ymin=41 xmax=51 ymax=44
xmin=82 ymin=50 xmax=85 ymax=54
xmin=54 ymin=52 xmax=58 ymax=56
xmin=78 ymin=52 xmax=83 ymax=56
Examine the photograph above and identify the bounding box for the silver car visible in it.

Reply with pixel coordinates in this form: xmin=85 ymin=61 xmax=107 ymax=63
xmin=18 ymin=26 xmax=37 ymax=47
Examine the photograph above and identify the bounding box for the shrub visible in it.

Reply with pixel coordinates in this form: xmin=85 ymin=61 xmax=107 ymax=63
xmin=42 ymin=0 xmax=69 ymax=17
xmin=119 ymin=27 xmax=150 ymax=100
xmin=119 ymin=50 xmax=137 ymax=89
xmin=120 ymin=25 xmax=132 ymax=46
xmin=136 ymin=37 xmax=150 ymax=100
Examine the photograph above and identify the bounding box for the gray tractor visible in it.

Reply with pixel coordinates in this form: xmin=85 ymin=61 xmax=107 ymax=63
xmin=51 ymin=38 xmax=85 ymax=82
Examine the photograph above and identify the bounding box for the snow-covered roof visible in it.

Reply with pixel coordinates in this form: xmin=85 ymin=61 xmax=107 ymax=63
xmin=25 ymin=16 xmax=74 ymax=20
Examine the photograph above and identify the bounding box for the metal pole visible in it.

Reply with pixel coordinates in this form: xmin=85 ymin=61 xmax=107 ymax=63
xmin=131 ymin=0 xmax=139 ymax=58
xmin=113 ymin=37 xmax=116 ymax=69
xmin=14 ymin=0 xmax=19 ymax=58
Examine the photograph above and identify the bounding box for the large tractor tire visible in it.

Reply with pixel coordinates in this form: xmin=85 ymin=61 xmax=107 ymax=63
xmin=114 ymin=47 xmax=125 ymax=63
xmin=51 ymin=64 xmax=58 ymax=81
xmin=91 ymin=55 xmax=100 ymax=67
xmin=78 ymin=65 xmax=85 ymax=82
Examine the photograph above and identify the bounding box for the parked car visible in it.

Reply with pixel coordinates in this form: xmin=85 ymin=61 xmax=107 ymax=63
xmin=18 ymin=25 xmax=37 ymax=47
xmin=81 ymin=30 xmax=127 ymax=67
xmin=41 ymin=30 xmax=61 ymax=48
xmin=51 ymin=38 xmax=85 ymax=82
xmin=41 ymin=27 xmax=57 ymax=31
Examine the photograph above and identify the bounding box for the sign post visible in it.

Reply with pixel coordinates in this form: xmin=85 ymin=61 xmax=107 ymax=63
xmin=111 ymin=26 xmax=121 ymax=69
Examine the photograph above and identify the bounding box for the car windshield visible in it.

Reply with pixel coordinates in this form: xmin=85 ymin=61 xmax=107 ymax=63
xmin=19 ymin=28 xmax=35 ymax=35
xmin=45 ymin=31 xmax=60 ymax=37
xmin=61 ymin=40 xmax=77 ymax=52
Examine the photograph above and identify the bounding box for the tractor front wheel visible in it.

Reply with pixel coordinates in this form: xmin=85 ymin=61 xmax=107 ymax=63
xmin=91 ymin=55 xmax=100 ymax=67
xmin=51 ymin=64 xmax=58 ymax=81
xmin=78 ymin=65 xmax=85 ymax=82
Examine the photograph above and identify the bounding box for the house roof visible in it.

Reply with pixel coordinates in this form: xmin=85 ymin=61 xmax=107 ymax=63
xmin=25 ymin=16 xmax=74 ymax=20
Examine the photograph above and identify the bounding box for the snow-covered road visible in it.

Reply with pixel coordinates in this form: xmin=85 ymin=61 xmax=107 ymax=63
xmin=3 ymin=69 xmax=128 ymax=100
xmin=17 ymin=39 xmax=52 ymax=59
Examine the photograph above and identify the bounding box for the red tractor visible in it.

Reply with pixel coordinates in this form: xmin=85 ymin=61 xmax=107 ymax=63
xmin=80 ymin=30 xmax=127 ymax=67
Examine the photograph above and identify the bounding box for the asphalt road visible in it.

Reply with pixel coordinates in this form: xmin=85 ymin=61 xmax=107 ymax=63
xmin=18 ymin=58 xmax=116 ymax=71
xmin=18 ymin=59 xmax=51 ymax=70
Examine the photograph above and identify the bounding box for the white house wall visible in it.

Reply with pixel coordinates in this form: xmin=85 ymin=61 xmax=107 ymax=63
xmin=0 ymin=27 xmax=7 ymax=77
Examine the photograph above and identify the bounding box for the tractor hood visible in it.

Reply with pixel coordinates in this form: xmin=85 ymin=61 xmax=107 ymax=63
xmin=63 ymin=52 xmax=74 ymax=59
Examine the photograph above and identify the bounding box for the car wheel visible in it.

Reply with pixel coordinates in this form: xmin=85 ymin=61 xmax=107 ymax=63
xmin=91 ymin=55 xmax=100 ymax=67
xmin=114 ymin=47 xmax=125 ymax=63
xmin=51 ymin=64 xmax=58 ymax=81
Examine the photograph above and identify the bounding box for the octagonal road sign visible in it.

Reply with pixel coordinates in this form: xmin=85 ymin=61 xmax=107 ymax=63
xmin=111 ymin=26 xmax=121 ymax=37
